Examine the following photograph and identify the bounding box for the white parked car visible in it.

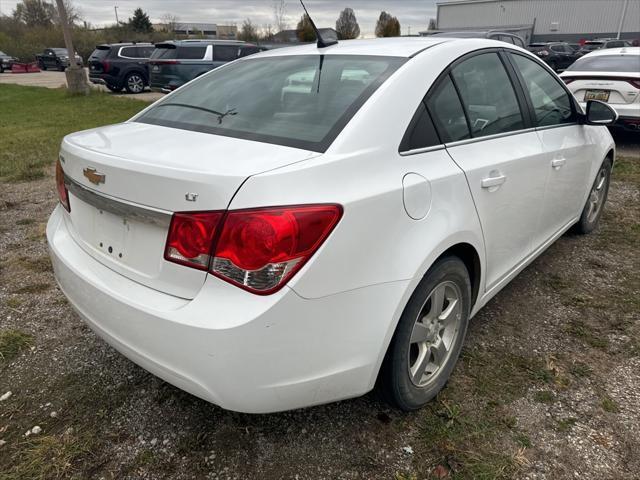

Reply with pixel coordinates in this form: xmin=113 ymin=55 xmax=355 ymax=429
xmin=48 ymin=37 xmax=617 ymax=413
xmin=561 ymin=47 xmax=640 ymax=131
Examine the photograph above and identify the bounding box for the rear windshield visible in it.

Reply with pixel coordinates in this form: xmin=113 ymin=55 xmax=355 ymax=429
xmin=135 ymin=55 xmax=405 ymax=152
xmin=90 ymin=47 xmax=110 ymax=59
xmin=567 ymin=54 xmax=640 ymax=72
xmin=53 ymin=48 xmax=69 ymax=55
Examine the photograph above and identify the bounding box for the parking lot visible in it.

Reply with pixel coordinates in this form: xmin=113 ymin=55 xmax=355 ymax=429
xmin=0 ymin=82 xmax=638 ymax=479
xmin=0 ymin=69 xmax=163 ymax=102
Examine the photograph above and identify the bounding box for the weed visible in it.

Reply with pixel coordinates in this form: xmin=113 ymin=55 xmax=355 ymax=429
xmin=0 ymin=329 xmax=33 ymax=361
xmin=600 ymin=396 xmax=619 ymax=413
xmin=534 ymin=391 xmax=555 ymax=404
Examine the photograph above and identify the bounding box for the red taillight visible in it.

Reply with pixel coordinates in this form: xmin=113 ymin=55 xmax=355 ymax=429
xmin=164 ymin=212 xmax=224 ymax=270
xmin=164 ymin=205 xmax=343 ymax=294
xmin=55 ymin=159 xmax=70 ymax=212
xmin=102 ymin=60 xmax=110 ymax=73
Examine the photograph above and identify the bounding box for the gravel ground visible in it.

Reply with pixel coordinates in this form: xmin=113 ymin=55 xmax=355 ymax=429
xmin=0 ymin=151 xmax=638 ymax=479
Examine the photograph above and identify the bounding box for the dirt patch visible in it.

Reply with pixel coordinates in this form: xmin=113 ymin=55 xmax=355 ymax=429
xmin=0 ymin=156 xmax=638 ymax=479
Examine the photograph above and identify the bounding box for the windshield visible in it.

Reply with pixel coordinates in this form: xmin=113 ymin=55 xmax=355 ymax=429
xmin=135 ymin=55 xmax=405 ymax=152
xmin=567 ymin=54 xmax=640 ymax=72
xmin=53 ymin=48 xmax=69 ymax=55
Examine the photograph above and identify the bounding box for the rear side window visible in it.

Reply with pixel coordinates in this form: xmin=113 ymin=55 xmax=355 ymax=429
xmin=138 ymin=46 xmax=154 ymax=58
xmin=120 ymin=47 xmax=138 ymax=58
xmin=214 ymin=45 xmax=239 ymax=61
xmin=550 ymin=45 xmax=564 ymax=52
xmin=510 ymin=53 xmax=576 ymax=127
xmin=239 ymin=46 xmax=260 ymax=58
xmin=400 ymin=102 xmax=440 ymax=151
xmin=178 ymin=46 xmax=207 ymax=60
xmin=606 ymin=41 xmax=625 ymax=48
xmin=151 ymin=46 xmax=177 ymax=60
xmin=425 ymin=75 xmax=470 ymax=142
xmin=450 ymin=52 xmax=525 ymax=137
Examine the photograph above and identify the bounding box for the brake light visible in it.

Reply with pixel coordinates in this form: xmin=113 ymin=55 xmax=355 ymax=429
xmin=55 ymin=159 xmax=70 ymax=212
xmin=164 ymin=212 xmax=224 ymax=270
xmin=102 ymin=60 xmax=110 ymax=73
xmin=164 ymin=205 xmax=343 ymax=294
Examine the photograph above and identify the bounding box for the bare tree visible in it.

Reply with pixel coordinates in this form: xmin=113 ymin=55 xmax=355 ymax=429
xmin=160 ymin=12 xmax=179 ymax=33
xmin=273 ymin=0 xmax=287 ymax=33
xmin=335 ymin=7 xmax=360 ymax=40
xmin=261 ymin=23 xmax=274 ymax=41
xmin=238 ymin=18 xmax=259 ymax=42
xmin=55 ymin=0 xmax=89 ymax=94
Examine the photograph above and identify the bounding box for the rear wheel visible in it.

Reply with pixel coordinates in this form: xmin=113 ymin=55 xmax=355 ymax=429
xmin=572 ymin=158 xmax=612 ymax=234
xmin=124 ymin=72 xmax=145 ymax=94
xmin=379 ymin=256 xmax=471 ymax=411
xmin=58 ymin=63 xmax=65 ymax=72
xmin=40 ymin=62 xmax=47 ymax=71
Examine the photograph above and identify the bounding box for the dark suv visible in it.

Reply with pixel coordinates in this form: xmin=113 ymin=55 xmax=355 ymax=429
xmin=148 ymin=40 xmax=260 ymax=93
xmin=527 ymin=42 xmax=579 ymax=71
xmin=88 ymin=43 xmax=155 ymax=94
xmin=576 ymin=39 xmax=633 ymax=57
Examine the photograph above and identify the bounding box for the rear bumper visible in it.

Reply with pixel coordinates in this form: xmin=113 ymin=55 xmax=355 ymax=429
xmin=47 ymin=205 xmax=407 ymax=413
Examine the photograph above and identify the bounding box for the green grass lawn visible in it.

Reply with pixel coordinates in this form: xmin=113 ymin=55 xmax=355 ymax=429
xmin=0 ymin=84 xmax=148 ymax=182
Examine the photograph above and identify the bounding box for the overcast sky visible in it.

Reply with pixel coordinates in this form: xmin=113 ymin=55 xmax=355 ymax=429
xmin=0 ymin=0 xmax=439 ymax=36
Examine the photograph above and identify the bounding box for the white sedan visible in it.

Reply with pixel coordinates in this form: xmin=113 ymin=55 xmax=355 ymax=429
xmin=561 ymin=47 xmax=640 ymax=131
xmin=48 ymin=37 xmax=617 ymax=413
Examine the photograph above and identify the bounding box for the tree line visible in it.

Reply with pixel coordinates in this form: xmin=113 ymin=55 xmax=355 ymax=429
xmin=0 ymin=0 xmax=407 ymax=63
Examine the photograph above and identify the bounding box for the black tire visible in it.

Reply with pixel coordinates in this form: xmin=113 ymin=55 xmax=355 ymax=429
xmin=124 ymin=72 xmax=146 ymax=94
xmin=58 ymin=63 xmax=65 ymax=72
xmin=105 ymin=83 xmax=123 ymax=92
xmin=378 ymin=256 xmax=471 ymax=411
xmin=572 ymin=158 xmax=612 ymax=234
xmin=40 ymin=62 xmax=47 ymax=71
xmin=0 ymin=64 xmax=4 ymax=73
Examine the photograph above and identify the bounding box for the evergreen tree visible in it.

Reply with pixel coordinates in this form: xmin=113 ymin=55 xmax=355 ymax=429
xmin=128 ymin=8 xmax=153 ymax=33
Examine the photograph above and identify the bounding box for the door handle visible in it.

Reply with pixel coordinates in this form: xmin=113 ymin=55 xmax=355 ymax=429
xmin=481 ymin=173 xmax=507 ymax=189
xmin=551 ymin=157 xmax=566 ymax=169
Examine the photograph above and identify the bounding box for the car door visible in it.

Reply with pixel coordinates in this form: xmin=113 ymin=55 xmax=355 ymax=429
xmin=507 ymin=52 xmax=595 ymax=245
xmin=430 ymin=50 xmax=548 ymax=291
xmin=45 ymin=49 xmax=56 ymax=68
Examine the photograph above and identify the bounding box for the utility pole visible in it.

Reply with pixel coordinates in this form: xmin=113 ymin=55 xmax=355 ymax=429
xmin=55 ymin=0 xmax=90 ymax=94
xmin=114 ymin=6 xmax=119 ymax=25
xmin=616 ymin=0 xmax=629 ymax=40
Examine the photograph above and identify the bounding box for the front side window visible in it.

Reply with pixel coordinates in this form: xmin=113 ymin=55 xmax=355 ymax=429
xmin=135 ymin=55 xmax=404 ymax=152
xmin=425 ymin=75 xmax=470 ymax=142
xmin=510 ymin=53 xmax=576 ymax=127
xmin=451 ymin=52 xmax=525 ymax=137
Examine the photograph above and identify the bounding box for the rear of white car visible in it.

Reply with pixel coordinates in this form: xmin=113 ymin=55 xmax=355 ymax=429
xmin=561 ymin=47 xmax=640 ymax=130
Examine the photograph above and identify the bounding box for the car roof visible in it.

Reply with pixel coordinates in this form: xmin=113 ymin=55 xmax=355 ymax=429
xmin=100 ymin=42 xmax=154 ymax=47
xmin=581 ymin=46 xmax=640 ymax=57
xmin=251 ymin=37 xmax=461 ymax=59
xmin=159 ymin=40 xmax=245 ymax=46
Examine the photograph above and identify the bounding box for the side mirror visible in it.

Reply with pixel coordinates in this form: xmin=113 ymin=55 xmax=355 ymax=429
xmin=585 ymin=100 xmax=618 ymax=125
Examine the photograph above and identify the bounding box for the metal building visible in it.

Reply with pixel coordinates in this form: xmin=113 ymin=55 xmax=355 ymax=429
xmin=432 ymin=0 xmax=640 ymax=43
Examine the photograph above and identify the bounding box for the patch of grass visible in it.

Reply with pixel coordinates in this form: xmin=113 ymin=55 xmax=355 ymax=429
xmin=613 ymin=156 xmax=640 ymax=185
xmin=569 ymin=362 xmax=593 ymax=378
xmin=534 ymin=391 xmax=555 ymax=404
xmin=419 ymin=400 xmax=519 ymax=479
xmin=1 ymin=431 xmax=95 ymax=480
xmin=556 ymin=417 xmax=578 ymax=432
xmin=0 ymin=329 xmax=33 ymax=361
xmin=16 ymin=218 xmax=36 ymax=226
xmin=13 ymin=282 xmax=51 ymax=294
xmin=5 ymin=297 xmax=23 ymax=309
xmin=0 ymin=85 xmax=147 ymax=182
xmin=600 ymin=395 xmax=619 ymax=413
xmin=514 ymin=432 xmax=532 ymax=448
xmin=567 ymin=319 xmax=608 ymax=349
xmin=16 ymin=255 xmax=53 ymax=273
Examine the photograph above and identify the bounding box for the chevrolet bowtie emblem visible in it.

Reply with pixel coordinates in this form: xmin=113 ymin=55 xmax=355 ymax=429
xmin=83 ymin=167 xmax=105 ymax=185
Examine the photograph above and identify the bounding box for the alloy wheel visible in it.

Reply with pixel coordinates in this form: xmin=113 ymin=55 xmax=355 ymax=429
xmin=586 ymin=166 xmax=608 ymax=223
xmin=408 ymin=280 xmax=462 ymax=387
xmin=127 ymin=74 xmax=144 ymax=93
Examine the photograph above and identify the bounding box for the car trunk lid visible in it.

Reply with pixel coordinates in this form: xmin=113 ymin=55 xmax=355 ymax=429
xmin=564 ymin=72 xmax=640 ymax=104
xmin=59 ymin=122 xmax=318 ymax=298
